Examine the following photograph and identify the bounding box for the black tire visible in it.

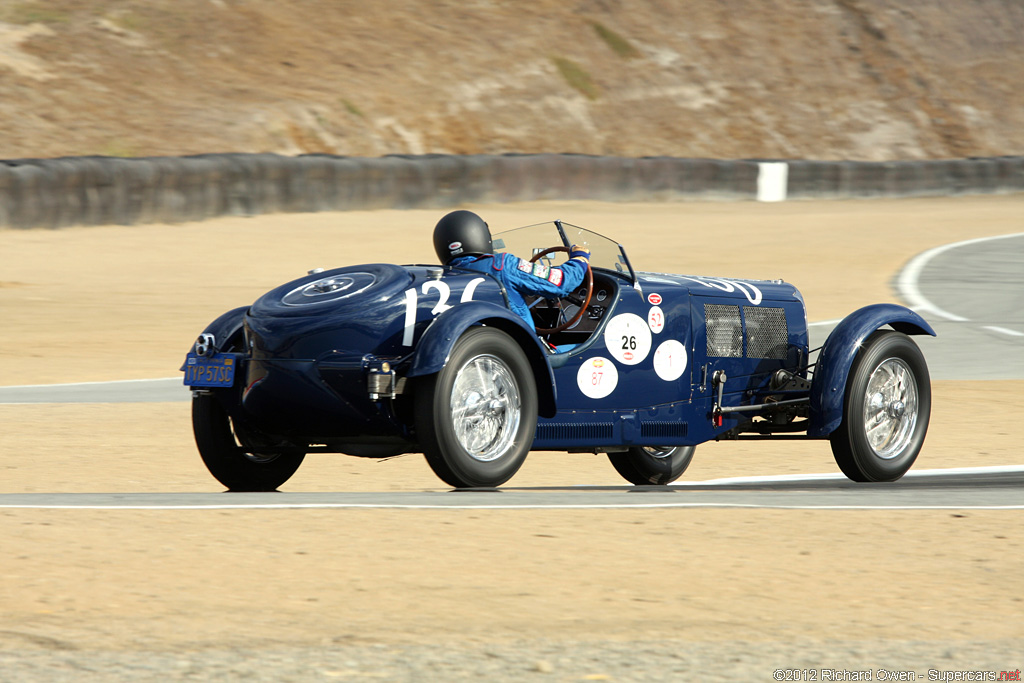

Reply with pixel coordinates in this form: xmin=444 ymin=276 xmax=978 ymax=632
xmin=608 ymin=446 xmax=696 ymax=485
xmin=415 ymin=327 xmax=537 ymax=488
xmin=193 ymin=393 xmax=305 ymax=491
xmin=830 ymin=330 xmax=930 ymax=482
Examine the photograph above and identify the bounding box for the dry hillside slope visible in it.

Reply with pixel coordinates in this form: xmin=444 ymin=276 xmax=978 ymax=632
xmin=1 ymin=0 xmax=1022 ymax=162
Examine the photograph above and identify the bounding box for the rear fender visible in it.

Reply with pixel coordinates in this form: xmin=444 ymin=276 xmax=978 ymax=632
xmin=808 ymin=304 xmax=935 ymax=437
xmin=190 ymin=305 xmax=249 ymax=354
xmin=407 ymin=301 xmax=557 ymax=418
xmin=181 ymin=306 xmax=250 ymax=404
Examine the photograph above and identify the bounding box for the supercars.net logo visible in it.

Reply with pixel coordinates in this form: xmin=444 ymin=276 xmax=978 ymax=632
xmin=772 ymin=669 xmax=1021 ymax=682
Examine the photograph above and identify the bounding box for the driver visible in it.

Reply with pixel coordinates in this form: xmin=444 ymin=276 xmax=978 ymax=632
xmin=432 ymin=210 xmax=590 ymax=332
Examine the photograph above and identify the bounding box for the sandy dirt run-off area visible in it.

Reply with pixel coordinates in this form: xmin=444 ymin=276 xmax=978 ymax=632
xmin=1 ymin=197 xmax=1022 ymax=678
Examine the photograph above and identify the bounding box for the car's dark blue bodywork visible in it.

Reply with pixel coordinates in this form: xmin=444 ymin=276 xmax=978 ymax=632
xmin=183 ymin=220 xmax=935 ymax=488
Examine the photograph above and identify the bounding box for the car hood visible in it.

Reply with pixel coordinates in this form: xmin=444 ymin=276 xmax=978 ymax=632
xmin=636 ymin=272 xmax=804 ymax=307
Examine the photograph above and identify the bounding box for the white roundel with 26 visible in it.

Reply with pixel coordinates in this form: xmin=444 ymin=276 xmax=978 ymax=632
xmin=603 ymin=313 xmax=652 ymax=365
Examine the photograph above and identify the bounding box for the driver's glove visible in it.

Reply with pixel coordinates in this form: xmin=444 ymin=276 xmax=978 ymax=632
xmin=570 ymin=245 xmax=591 ymax=263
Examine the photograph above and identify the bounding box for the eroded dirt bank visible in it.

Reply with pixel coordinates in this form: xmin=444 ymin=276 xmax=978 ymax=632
xmin=1 ymin=1 xmax=1022 ymax=160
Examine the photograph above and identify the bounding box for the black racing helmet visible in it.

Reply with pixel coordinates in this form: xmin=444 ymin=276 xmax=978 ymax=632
xmin=433 ymin=210 xmax=493 ymax=265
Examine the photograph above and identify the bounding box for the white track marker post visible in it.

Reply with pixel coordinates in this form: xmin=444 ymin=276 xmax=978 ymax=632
xmin=757 ymin=162 xmax=789 ymax=202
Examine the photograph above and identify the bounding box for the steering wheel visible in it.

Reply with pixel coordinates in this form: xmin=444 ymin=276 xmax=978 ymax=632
xmin=529 ymin=246 xmax=594 ymax=334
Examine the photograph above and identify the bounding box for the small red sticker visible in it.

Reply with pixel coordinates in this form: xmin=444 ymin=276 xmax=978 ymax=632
xmin=648 ymin=293 xmax=662 ymax=305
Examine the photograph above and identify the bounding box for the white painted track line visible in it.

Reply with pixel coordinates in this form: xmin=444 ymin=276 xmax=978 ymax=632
xmin=671 ymin=464 xmax=1024 ymax=486
xmin=984 ymin=325 xmax=1024 ymax=338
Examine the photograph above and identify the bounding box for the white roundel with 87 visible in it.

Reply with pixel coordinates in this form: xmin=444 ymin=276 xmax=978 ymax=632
xmin=576 ymin=357 xmax=618 ymax=399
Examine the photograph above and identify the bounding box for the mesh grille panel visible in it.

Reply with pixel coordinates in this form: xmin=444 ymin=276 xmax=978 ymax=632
xmin=744 ymin=306 xmax=788 ymax=359
xmin=705 ymin=304 xmax=743 ymax=357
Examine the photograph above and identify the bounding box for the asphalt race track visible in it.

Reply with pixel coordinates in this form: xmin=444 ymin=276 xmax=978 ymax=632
xmin=813 ymin=231 xmax=1024 ymax=379
xmin=1 ymin=232 xmax=1021 ymax=511
xmin=1 ymin=466 xmax=1023 ymax=510
xmin=897 ymin=232 xmax=1024 ymax=379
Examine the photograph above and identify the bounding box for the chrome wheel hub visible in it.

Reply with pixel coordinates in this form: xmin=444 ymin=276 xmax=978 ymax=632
xmin=450 ymin=354 xmax=521 ymax=462
xmin=863 ymin=358 xmax=919 ymax=459
xmin=641 ymin=446 xmax=675 ymax=459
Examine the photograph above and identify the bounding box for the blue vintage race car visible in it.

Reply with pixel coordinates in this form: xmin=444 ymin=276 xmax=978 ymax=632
xmin=182 ymin=219 xmax=934 ymax=490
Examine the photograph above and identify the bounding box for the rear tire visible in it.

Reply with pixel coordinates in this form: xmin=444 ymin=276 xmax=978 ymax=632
xmin=415 ymin=327 xmax=537 ymax=488
xmin=193 ymin=393 xmax=306 ymax=491
xmin=609 ymin=446 xmax=695 ymax=485
xmin=830 ymin=330 xmax=930 ymax=482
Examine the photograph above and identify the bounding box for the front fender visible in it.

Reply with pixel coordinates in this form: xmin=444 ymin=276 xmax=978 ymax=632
xmin=407 ymin=301 xmax=557 ymax=418
xmin=808 ymin=304 xmax=935 ymax=437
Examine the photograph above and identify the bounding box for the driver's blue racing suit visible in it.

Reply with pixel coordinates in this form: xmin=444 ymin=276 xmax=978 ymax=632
xmin=450 ymin=252 xmax=588 ymax=331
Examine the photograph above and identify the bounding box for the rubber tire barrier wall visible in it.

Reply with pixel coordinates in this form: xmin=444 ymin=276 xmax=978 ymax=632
xmin=1 ymin=153 xmax=1021 ymax=229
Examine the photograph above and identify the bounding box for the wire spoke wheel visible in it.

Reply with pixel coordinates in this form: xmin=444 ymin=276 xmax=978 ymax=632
xmin=862 ymin=358 xmax=919 ymax=459
xmin=608 ymin=445 xmax=696 ymax=485
xmin=193 ymin=392 xmax=305 ymax=491
xmin=450 ymin=354 xmax=523 ymax=462
xmin=416 ymin=327 xmax=537 ymax=488
xmin=830 ymin=330 xmax=930 ymax=482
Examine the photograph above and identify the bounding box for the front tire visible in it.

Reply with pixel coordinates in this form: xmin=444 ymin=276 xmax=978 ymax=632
xmin=609 ymin=446 xmax=695 ymax=485
xmin=830 ymin=330 xmax=930 ymax=482
xmin=415 ymin=327 xmax=538 ymax=488
xmin=193 ymin=393 xmax=306 ymax=491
